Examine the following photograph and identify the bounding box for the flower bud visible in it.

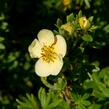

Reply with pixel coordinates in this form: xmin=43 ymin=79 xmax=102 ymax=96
xmin=61 ymin=22 xmax=74 ymax=35
xmin=79 ymin=17 xmax=90 ymax=30
xmin=63 ymin=0 xmax=71 ymax=10
xmin=63 ymin=0 xmax=71 ymax=6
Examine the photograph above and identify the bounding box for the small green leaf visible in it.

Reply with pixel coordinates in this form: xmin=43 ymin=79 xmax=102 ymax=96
xmin=88 ymin=104 xmax=101 ymax=109
xmin=0 ymin=13 xmax=5 ymax=20
xmin=103 ymin=24 xmax=109 ymax=33
xmin=79 ymin=47 xmax=84 ymax=53
xmin=82 ymin=93 xmax=89 ymax=100
xmin=47 ymin=99 xmax=62 ymax=109
xmin=0 ymin=37 xmax=5 ymax=42
xmin=91 ymin=61 xmax=100 ymax=67
xmin=0 ymin=43 xmax=5 ymax=49
xmin=82 ymin=100 xmax=91 ymax=106
xmin=56 ymin=18 xmax=63 ymax=28
xmin=38 ymin=88 xmax=49 ymax=108
xmin=89 ymin=25 xmax=97 ymax=31
xmin=67 ymin=13 xmax=74 ymax=22
xmin=82 ymin=34 xmax=93 ymax=42
xmin=84 ymin=0 xmax=90 ymax=8
xmin=53 ymin=77 xmax=67 ymax=91
xmin=83 ymin=80 xmax=98 ymax=90
xmin=78 ymin=10 xmax=82 ymax=18
xmin=88 ymin=16 xmax=94 ymax=22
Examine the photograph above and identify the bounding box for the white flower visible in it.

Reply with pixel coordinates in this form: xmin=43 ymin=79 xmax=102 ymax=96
xmin=28 ymin=29 xmax=67 ymax=77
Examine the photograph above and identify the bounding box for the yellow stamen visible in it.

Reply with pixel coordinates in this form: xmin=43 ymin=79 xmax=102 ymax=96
xmin=41 ymin=45 xmax=57 ymax=63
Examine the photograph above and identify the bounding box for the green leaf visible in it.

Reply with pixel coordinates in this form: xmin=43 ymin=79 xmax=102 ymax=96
xmin=56 ymin=18 xmax=63 ymax=28
xmin=82 ymin=34 xmax=93 ymax=42
xmin=84 ymin=67 xmax=109 ymax=100
xmin=82 ymin=100 xmax=91 ymax=106
xmin=77 ymin=10 xmax=82 ymax=18
xmin=0 ymin=13 xmax=5 ymax=20
xmin=99 ymin=67 xmax=109 ymax=78
xmin=91 ymin=61 xmax=100 ymax=67
xmin=82 ymin=93 xmax=89 ymax=100
xmin=38 ymin=87 xmax=70 ymax=109
xmin=83 ymin=79 xmax=100 ymax=91
xmin=67 ymin=13 xmax=74 ymax=22
xmin=88 ymin=104 xmax=101 ymax=109
xmin=89 ymin=25 xmax=97 ymax=32
xmin=88 ymin=16 xmax=94 ymax=22
xmin=47 ymin=99 xmax=62 ymax=109
xmin=16 ymin=94 xmax=39 ymax=109
xmin=74 ymin=94 xmax=90 ymax=109
xmin=38 ymin=88 xmax=50 ymax=108
xmin=53 ymin=77 xmax=67 ymax=91
xmin=0 ymin=43 xmax=5 ymax=49
xmin=0 ymin=36 xmax=5 ymax=42
xmin=99 ymin=67 xmax=109 ymax=87
xmin=103 ymin=24 xmax=109 ymax=33
xmin=84 ymin=0 xmax=90 ymax=8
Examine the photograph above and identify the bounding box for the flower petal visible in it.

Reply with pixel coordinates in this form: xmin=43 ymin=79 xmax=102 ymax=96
xmin=28 ymin=39 xmax=42 ymax=58
xmin=54 ymin=35 xmax=67 ymax=57
xmin=35 ymin=56 xmax=63 ymax=77
xmin=37 ymin=29 xmax=54 ymax=46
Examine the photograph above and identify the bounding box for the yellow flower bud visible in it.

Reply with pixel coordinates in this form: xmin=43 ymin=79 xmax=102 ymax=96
xmin=79 ymin=17 xmax=90 ymax=30
xmin=63 ymin=0 xmax=71 ymax=6
xmin=63 ymin=0 xmax=71 ymax=11
xmin=61 ymin=22 xmax=74 ymax=35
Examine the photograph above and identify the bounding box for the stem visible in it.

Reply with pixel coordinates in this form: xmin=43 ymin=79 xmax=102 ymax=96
xmin=41 ymin=77 xmax=54 ymax=89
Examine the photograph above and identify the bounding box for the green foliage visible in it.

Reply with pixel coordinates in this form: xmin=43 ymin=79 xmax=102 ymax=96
xmin=17 ymin=77 xmax=69 ymax=109
xmin=83 ymin=67 xmax=109 ymax=108
xmin=82 ymin=34 xmax=93 ymax=42
xmin=88 ymin=103 xmax=101 ymax=109
xmin=74 ymin=94 xmax=91 ymax=109
xmin=53 ymin=77 xmax=67 ymax=91
xmin=0 ymin=37 xmax=5 ymax=50
xmin=56 ymin=11 xmax=96 ymax=40
xmin=67 ymin=13 xmax=75 ymax=22
xmin=38 ymin=88 xmax=70 ymax=109
xmin=16 ymin=94 xmax=40 ymax=109
xmin=41 ymin=77 xmax=67 ymax=91
xmin=84 ymin=67 xmax=109 ymax=99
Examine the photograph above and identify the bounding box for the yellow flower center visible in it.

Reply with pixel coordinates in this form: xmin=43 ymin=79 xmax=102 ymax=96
xmin=41 ymin=45 xmax=57 ymax=63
